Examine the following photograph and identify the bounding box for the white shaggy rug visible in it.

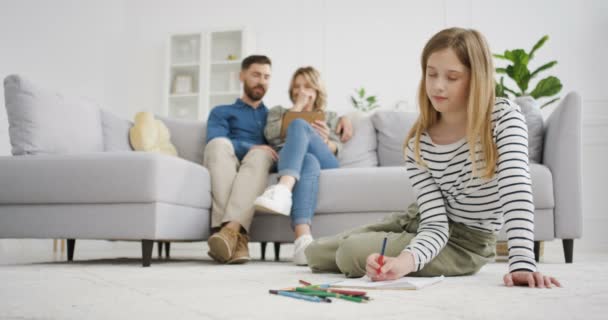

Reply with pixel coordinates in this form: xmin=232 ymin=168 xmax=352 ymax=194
xmin=1 ymin=240 xmax=607 ymax=320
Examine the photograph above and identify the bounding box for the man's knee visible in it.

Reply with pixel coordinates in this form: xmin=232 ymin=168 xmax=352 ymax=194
xmin=204 ymin=138 xmax=235 ymax=160
xmin=242 ymin=148 xmax=274 ymax=167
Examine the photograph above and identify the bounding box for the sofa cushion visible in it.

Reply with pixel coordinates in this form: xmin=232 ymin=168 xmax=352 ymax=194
xmin=0 ymin=153 xmax=211 ymax=209
xmin=317 ymin=167 xmax=416 ymax=213
xmin=157 ymin=116 xmax=206 ymax=165
xmin=3 ymin=74 xmax=104 ymax=155
xmin=291 ymin=163 xmax=553 ymax=214
xmin=514 ymin=96 xmax=544 ymax=163
xmin=372 ymin=111 xmax=417 ymax=166
xmin=529 ymin=163 xmax=554 ymax=209
xmin=338 ymin=113 xmax=378 ymax=168
xmin=101 ymin=110 xmax=133 ymax=152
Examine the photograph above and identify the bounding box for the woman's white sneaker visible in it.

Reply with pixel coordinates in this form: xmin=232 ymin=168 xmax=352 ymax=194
xmin=254 ymin=184 xmax=292 ymax=216
xmin=293 ymin=234 xmax=314 ymax=266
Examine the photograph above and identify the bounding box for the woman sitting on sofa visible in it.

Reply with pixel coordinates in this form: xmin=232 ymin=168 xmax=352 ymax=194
xmin=253 ymin=66 xmax=344 ymax=265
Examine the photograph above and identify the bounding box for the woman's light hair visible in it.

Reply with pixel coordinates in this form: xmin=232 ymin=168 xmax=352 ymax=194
xmin=404 ymin=27 xmax=497 ymax=179
xmin=289 ymin=66 xmax=327 ymax=112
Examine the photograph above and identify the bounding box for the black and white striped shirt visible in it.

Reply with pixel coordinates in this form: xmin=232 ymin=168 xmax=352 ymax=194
xmin=404 ymin=98 xmax=537 ymax=273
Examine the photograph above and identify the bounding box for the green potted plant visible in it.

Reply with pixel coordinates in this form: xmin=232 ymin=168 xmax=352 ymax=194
xmin=350 ymin=87 xmax=380 ymax=113
xmin=494 ymin=35 xmax=563 ymax=163
xmin=494 ymin=35 xmax=563 ymax=108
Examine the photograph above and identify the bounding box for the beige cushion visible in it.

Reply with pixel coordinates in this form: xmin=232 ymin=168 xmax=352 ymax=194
xmin=129 ymin=112 xmax=177 ymax=156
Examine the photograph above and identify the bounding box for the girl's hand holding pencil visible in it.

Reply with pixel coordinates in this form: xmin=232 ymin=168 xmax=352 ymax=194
xmin=365 ymin=252 xmax=415 ymax=281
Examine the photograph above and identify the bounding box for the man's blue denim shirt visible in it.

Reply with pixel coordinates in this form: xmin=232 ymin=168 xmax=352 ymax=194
xmin=205 ymin=98 xmax=268 ymax=160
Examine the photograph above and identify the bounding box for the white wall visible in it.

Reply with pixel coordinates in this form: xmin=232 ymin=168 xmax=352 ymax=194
xmin=0 ymin=0 xmax=607 ymax=251
xmin=0 ymin=0 xmax=129 ymax=156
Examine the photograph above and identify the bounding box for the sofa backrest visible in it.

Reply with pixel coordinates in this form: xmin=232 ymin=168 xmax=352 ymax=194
xmin=4 ymin=74 xmax=104 ymax=155
xmin=156 ymin=116 xmax=207 ymax=165
xmin=337 ymin=114 xmax=378 ymax=168
xmin=372 ymin=110 xmax=418 ymax=167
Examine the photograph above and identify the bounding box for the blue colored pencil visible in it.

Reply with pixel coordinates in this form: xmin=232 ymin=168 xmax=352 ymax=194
xmin=380 ymin=236 xmax=388 ymax=256
xmin=269 ymin=290 xmax=332 ymax=303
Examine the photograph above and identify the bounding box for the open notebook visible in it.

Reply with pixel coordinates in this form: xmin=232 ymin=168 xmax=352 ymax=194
xmin=330 ymin=275 xmax=444 ymax=290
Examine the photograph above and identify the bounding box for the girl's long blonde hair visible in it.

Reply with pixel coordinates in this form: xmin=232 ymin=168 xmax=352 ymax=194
xmin=405 ymin=27 xmax=497 ymax=179
xmin=289 ymin=66 xmax=327 ymax=112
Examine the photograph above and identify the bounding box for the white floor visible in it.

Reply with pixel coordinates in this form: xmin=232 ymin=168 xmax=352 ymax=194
xmin=1 ymin=240 xmax=607 ymax=320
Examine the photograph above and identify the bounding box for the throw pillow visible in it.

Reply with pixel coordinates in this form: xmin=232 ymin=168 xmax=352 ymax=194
xmin=372 ymin=111 xmax=418 ymax=166
xmin=3 ymin=74 xmax=104 ymax=155
xmin=338 ymin=112 xmax=378 ymax=168
xmin=513 ymin=96 xmax=543 ymax=163
xmin=101 ymin=110 xmax=133 ymax=152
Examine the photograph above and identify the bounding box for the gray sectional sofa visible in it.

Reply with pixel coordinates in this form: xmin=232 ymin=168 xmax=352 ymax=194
xmin=0 ymin=75 xmax=583 ymax=266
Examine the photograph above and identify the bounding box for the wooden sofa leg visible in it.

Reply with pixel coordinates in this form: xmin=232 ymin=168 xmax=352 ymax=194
xmin=260 ymin=242 xmax=267 ymax=260
xmin=67 ymin=239 xmax=76 ymax=261
xmin=533 ymin=241 xmax=541 ymax=262
xmin=142 ymin=240 xmax=153 ymax=267
xmin=563 ymin=239 xmax=574 ymax=263
xmin=165 ymin=242 xmax=171 ymax=259
xmin=274 ymin=242 xmax=281 ymax=261
xmin=157 ymin=242 xmax=163 ymax=258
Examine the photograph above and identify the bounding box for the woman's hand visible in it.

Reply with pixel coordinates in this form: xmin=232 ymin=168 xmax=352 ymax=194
xmin=365 ymin=251 xmax=415 ymax=281
xmin=293 ymin=90 xmax=315 ymax=112
xmin=336 ymin=116 xmax=353 ymax=143
xmin=503 ymin=271 xmax=562 ymax=288
xmin=311 ymin=120 xmax=330 ymax=143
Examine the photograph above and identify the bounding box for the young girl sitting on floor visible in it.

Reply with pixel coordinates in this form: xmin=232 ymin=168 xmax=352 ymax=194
xmin=305 ymin=27 xmax=561 ymax=288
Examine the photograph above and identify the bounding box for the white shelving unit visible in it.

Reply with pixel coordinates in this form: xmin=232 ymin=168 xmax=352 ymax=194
xmin=165 ymin=28 xmax=252 ymax=120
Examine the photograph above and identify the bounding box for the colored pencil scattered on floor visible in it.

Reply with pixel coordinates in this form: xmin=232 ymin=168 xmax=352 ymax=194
xmin=269 ymin=280 xmax=371 ymax=303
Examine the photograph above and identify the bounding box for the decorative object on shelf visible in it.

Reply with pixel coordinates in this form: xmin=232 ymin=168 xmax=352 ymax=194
xmin=173 ymin=75 xmax=193 ymax=94
xmin=227 ymin=54 xmax=238 ymax=60
xmin=350 ymin=87 xmax=380 ymax=113
xmin=494 ymin=35 xmax=563 ymax=109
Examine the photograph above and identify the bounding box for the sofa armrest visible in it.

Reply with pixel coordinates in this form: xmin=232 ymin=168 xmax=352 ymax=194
xmin=542 ymin=92 xmax=583 ymax=239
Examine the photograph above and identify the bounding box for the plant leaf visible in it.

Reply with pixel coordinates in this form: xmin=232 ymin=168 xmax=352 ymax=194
xmin=493 ymin=53 xmax=508 ymax=60
xmin=496 ymin=68 xmax=507 ymax=74
xmin=530 ymin=76 xmax=562 ymax=99
xmin=504 ymin=49 xmax=529 ymax=65
xmin=529 ymin=35 xmax=549 ymax=60
xmin=540 ymin=97 xmax=560 ymax=109
xmin=359 ymin=88 xmax=365 ymax=98
xmin=530 ymin=61 xmax=557 ymax=79
xmin=366 ymin=96 xmax=376 ymax=103
xmin=503 ymin=84 xmax=519 ymax=96
xmin=350 ymin=96 xmax=359 ymax=109
xmin=495 ymin=78 xmax=506 ymax=97
xmin=510 ymin=63 xmax=531 ymax=93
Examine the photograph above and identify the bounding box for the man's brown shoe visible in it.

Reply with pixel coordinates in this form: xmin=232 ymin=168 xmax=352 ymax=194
xmin=227 ymin=233 xmax=251 ymax=264
xmin=207 ymin=227 xmax=239 ymax=263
